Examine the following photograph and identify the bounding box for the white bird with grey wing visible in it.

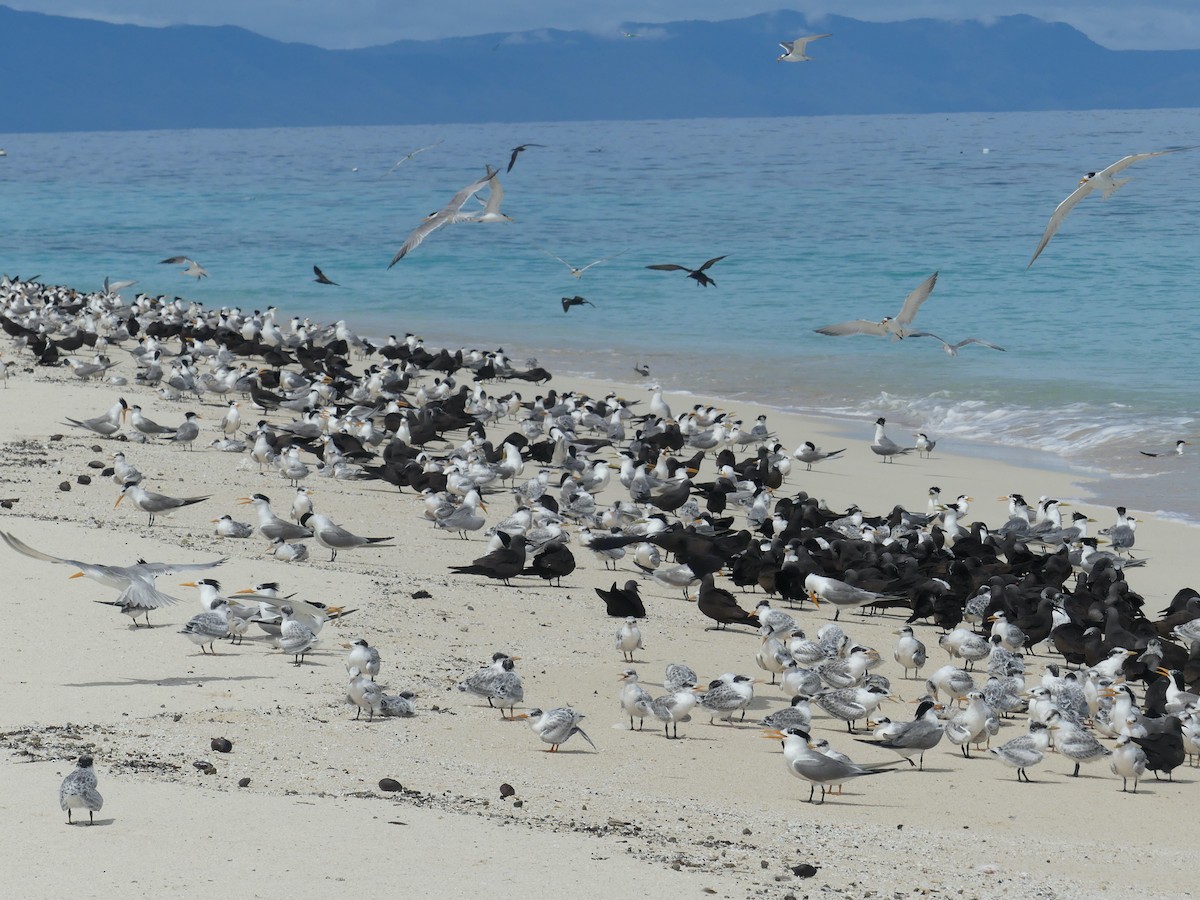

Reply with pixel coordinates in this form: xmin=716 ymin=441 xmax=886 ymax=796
xmin=517 ymin=707 xmax=597 ymax=752
xmin=1026 ymin=147 xmax=1195 ymax=268
xmin=814 ymin=272 xmax=939 ymax=340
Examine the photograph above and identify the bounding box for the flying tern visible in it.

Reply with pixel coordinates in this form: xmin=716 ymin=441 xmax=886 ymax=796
xmin=1027 ymin=147 xmax=1195 ymax=268
xmin=814 ymin=272 xmax=939 ymax=339
xmin=777 ymin=33 xmax=831 ymax=62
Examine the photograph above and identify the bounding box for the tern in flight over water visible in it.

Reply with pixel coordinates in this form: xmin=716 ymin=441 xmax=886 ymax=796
xmin=814 ymin=272 xmax=939 ymax=340
xmin=1026 ymin=147 xmax=1195 ymax=268
xmin=777 ymin=34 xmax=831 ymax=62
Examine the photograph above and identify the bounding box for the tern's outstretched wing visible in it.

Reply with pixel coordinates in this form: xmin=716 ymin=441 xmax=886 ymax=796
xmin=814 ymin=319 xmax=889 ymax=337
xmin=893 ymin=272 xmax=938 ymax=327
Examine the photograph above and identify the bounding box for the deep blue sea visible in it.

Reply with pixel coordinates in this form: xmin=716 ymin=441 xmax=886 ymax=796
xmin=2 ymin=109 xmax=1199 ymax=518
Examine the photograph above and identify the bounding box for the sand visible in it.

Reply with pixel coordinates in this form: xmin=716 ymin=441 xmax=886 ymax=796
xmin=0 ymin=345 xmax=1197 ymax=900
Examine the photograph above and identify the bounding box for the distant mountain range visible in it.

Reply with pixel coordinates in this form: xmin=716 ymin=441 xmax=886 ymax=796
xmin=2 ymin=5 xmax=1198 ymax=132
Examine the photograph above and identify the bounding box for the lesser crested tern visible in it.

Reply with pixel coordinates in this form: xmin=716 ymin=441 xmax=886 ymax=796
xmin=388 ymin=166 xmax=496 ymax=267
xmin=764 ymin=727 xmax=900 ymax=804
xmin=543 ymin=248 xmax=626 ymax=278
xmin=815 ymin=272 xmax=939 ymax=340
xmin=777 ymin=33 xmax=831 ymax=62
xmin=908 ymin=333 xmax=1006 ymax=356
xmin=160 ymin=256 xmax=209 ymax=279
xmin=380 ymin=139 xmax=443 ymax=177
xmin=791 ymin=441 xmax=845 ymax=472
xmin=1027 ymin=147 xmax=1195 ymax=268
xmin=116 ymin=482 xmax=210 ymax=526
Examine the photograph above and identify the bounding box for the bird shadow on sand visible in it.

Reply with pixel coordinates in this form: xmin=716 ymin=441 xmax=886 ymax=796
xmin=67 ymin=818 xmax=115 ymax=827
xmin=64 ymin=674 xmax=270 ymax=688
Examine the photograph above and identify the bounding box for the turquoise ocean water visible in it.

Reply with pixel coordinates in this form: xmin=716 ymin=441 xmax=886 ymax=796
xmin=1 ymin=108 xmax=1198 ymax=518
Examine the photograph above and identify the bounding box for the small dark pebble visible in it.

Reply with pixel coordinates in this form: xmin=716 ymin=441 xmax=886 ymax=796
xmin=211 ymin=737 xmax=233 ymax=753
xmin=791 ymin=864 xmax=818 ymax=878
xmin=101 ymin=467 xmax=114 ymax=477
xmin=742 ymin=827 xmax=752 ymax=835
xmin=500 ymin=783 xmax=515 ymax=799
xmin=193 ymin=760 xmax=216 ymax=774
xmin=379 ymin=778 xmax=403 ymax=792
xmin=58 ymin=481 xmax=71 ymax=492
xmin=90 ymin=445 xmax=102 ymax=453
xmin=49 ymin=434 xmax=63 ymax=441
xmin=87 ymin=460 xmax=105 ymax=469
xmin=760 ymin=860 xmax=769 ymax=870
xmin=411 ymin=589 xmax=432 ymax=599
xmin=76 ymin=475 xmax=91 ymax=485
xmin=1 ymin=501 xmax=12 ymax=509
xmin=512 ymin=799 xmax=523 ymax=808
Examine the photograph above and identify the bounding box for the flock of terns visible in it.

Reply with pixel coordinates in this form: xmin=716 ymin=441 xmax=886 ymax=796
xmin=5 ymin=267 xmax=1200 ymax=826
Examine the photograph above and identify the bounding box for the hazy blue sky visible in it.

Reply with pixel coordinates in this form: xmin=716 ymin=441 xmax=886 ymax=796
xmin=7 ymin=1 xmax=1200 ymax=50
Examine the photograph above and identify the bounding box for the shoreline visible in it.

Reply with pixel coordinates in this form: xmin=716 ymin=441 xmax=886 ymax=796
xmin=3 ymin=280 xmax=1200 ymax=898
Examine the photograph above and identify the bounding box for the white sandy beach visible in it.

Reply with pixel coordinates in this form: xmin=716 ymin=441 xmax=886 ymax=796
xmin=1 ymin=339 xmax=1198 ymax=900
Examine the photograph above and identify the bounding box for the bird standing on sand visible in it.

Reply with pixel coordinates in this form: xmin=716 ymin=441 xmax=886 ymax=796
xmin=988 ymin=721 xmax=1051 ymax=782
xmin=60 ymin=756 xmax=103 ymax=825
xmin=793 ymin=441 xmax=845 ymax=471
xmin=698 ymin=673 xmax=757 ymax=724
xmin=893 ymin=625 xmax=927 ymax=679
xmin=162 ymin=411 xmax=200 ymax=449
xmin=650 ymin=689 xmax=698 ymax=739
xmin=869 ymin=417 xmax=914 ymax=462
xmin=518 ymin=707 xmax=597 ymax=752
xmin=1026 ymin=147 xmax=1195 ymax=268
xmin=116 ymin=482 xmax=210 ymax=526
xmin=698 ymin=574 xmax=761 ymax=630
xmin=344 ymin=638 xmax=382 ymax=680
xmin=764 ymin=727 xmax=899 ymax=804
xmin=619 ymin=669 xmax=653 ymax=730
xmin=63 ymin=397 xmax=127 ymax=437
xmin=616 ymin=616 xmax=644 ymax=661
xmin=457 ymin=653 xmax=524 ymax=718
xmin=279 ymin=605 xmax=318 ymax=665
xmin=301 ymin=512 xmax=393 ymax=562
xmin=646 ymin=255 xmax=726 ymax=287
xmin=855 ymin=699 xmax=945 ymax=770
xmin=179 ymin=598 xmax=230 ymax=654
xmin=777 ymin=33 xmax=831 ymax=62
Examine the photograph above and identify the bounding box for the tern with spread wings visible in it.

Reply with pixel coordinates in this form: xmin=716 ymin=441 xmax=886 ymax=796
xmin=1027 ymin=148 xmax=1194 ymax=268
xmin=814 ymin=272 xmax=939 ymax=340
xmin=388 ymin=166 xmax=496 ymax=267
